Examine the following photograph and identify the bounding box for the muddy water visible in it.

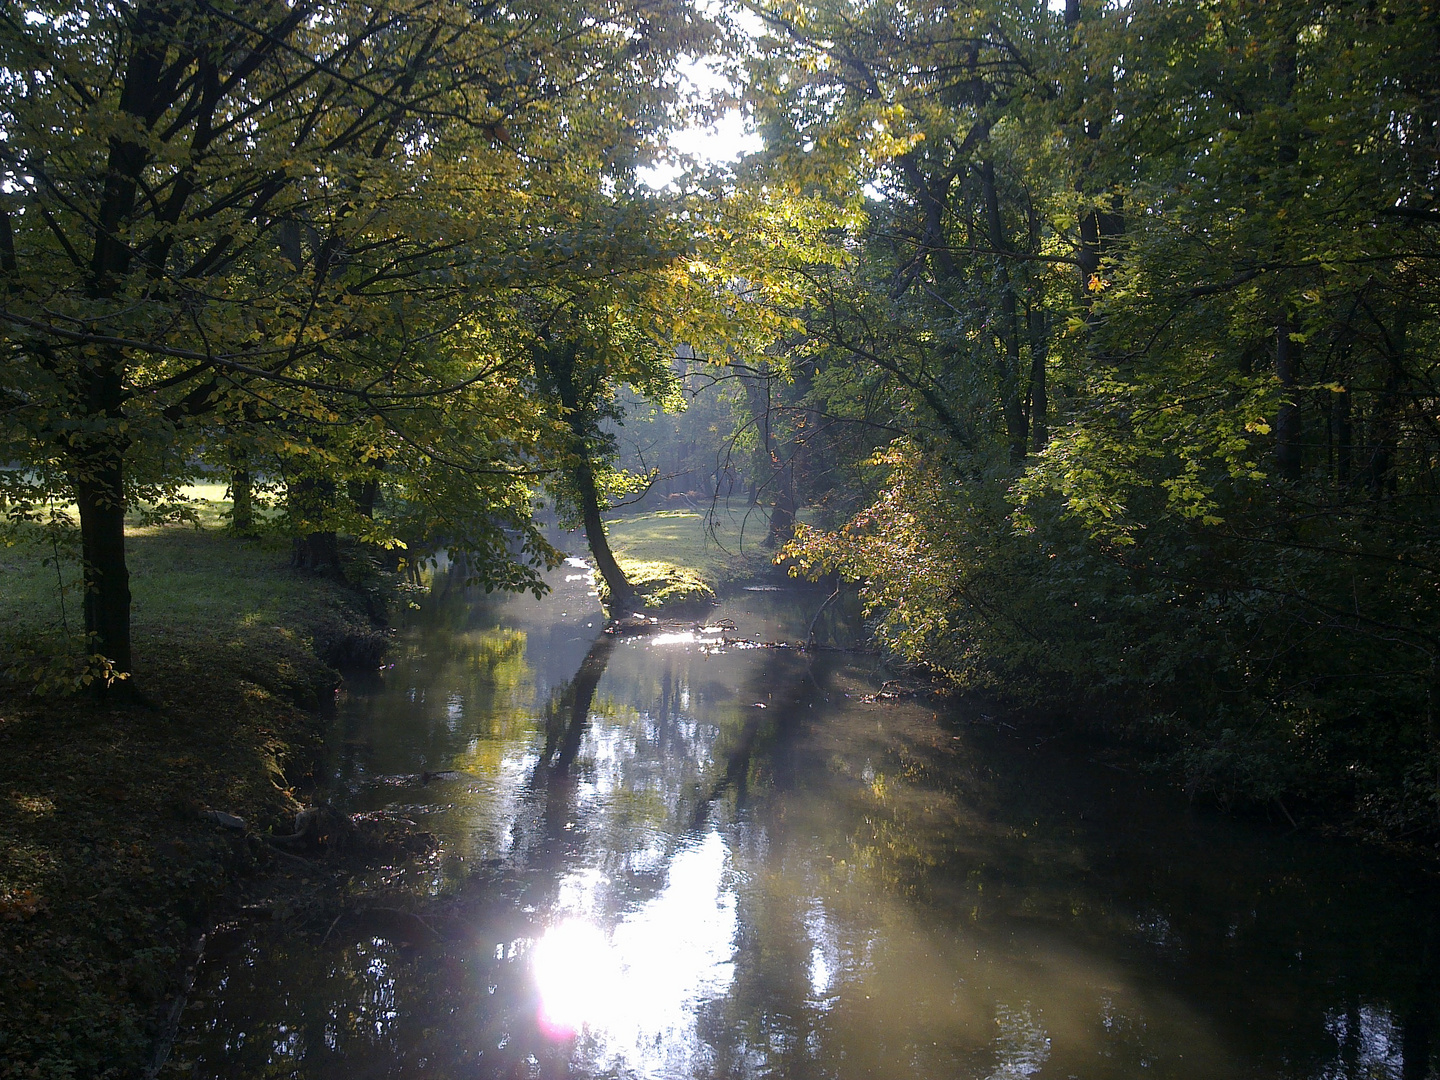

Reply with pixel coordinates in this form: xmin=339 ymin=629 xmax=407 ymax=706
xmin=172 ymin=560 xmax=1439 ymax=1079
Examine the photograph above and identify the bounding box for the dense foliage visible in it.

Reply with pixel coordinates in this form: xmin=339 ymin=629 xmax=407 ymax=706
xmin=4 ymin=0 xmax=1438 ymax=838
xmin=0 ymin=0 xmax=730 ymax=668
xmin=740 ymin=0 xmax=1440 ymax=837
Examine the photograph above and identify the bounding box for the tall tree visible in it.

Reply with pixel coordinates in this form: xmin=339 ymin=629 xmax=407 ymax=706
xmin=748 ymin=0 xmax=1440 ymax=833
xmin=0 ymin=0 xmax=719 ymax=672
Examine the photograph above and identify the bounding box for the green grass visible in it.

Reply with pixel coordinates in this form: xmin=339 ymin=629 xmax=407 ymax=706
xmin=1 ymin=483 xmax=333 ymax=645
xmin=597 ymin=558 xmax=718 ymax=610
xmin=3 ymin=524 xmax=359 ymax=649
xmin=0 ymin=518 xmax=383 ymax=1079
xmin=602 ymin=504 xmax=783 ymax=608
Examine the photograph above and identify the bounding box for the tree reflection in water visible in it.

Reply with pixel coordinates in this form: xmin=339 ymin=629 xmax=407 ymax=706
xmin=171 ymin=575 xmax=1440 ymax=1080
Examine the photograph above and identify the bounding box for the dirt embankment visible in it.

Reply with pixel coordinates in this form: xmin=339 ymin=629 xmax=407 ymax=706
xmin=0 ymin=525 xmax=398 ymax=1080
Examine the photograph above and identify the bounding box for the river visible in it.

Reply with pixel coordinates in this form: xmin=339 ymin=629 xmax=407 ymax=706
xmin=169 ymin=558 xmax=1439 ymax=1079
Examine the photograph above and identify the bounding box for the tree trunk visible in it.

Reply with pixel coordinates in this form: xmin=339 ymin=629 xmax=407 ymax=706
xmin=1066 ymin=0 xmax=1123 ymax=305
xmin=981 ymin=158 xmax=1028 ymax=463
xmin=574 ymin=456 xmax=634 ymax=613
xmin=230 ymin=466 xmax=254 ymax=534
xmin=67 ymin=343 xmax=133 ymax=674
xmin=288 ymin=474 xmax=339 ymax=573
xmin=740 ymin=363 xmax=799 ymax=548
xmin=765 ymin=461 xmax=797 ymax=549
xmin=1360 ymin=365 xmax=1404 ymax=499
xmin=349 ymin=470 xmax=381 ymax=519
xmin=1332 ymin=381 xmax=1351 ymax=493
xmin=291 ymin=531 xmax=340 ymax=573
xmin=58 ymin=19 xmax=170 ymax=678
xmin=345 ymin=480 xmax=374 ymax=518
xmin=536 ymin=339 xmax=636 ymax=612
xmin=74 ymin=456 xmax=132 ymax=673
xmin=1028 ymin=307 xmax=1049 ymax=452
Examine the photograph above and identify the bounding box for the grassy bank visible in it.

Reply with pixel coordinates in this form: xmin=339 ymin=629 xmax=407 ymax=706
xmin=0 ymin=512 xmax=386 ymax=1079
xmin=600 ymin=505 xmax=783 ymax=609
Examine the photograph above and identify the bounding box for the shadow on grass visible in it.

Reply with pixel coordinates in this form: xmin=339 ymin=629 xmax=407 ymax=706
xmin=0 ymin=521 xmax=384 ymax=1079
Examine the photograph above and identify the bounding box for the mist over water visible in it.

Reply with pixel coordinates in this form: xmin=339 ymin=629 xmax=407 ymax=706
xmin=173 ymin=560 xmax=1440 ymax=1080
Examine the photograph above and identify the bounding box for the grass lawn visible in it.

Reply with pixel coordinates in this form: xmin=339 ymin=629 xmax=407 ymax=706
xmin=0 ymin=515 xmax=383 ymax=1079
xmin=601 ymin=503 xmax=785 ymax=608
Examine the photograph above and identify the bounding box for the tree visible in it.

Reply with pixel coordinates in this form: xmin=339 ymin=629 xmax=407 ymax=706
xmin=747 ymin=0 xmax=1440 ymax=832
xmin=0 ymin=0 xmax=720 ymax=673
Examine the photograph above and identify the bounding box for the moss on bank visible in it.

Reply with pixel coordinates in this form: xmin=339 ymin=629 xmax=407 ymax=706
xmin=598 ymin=507 xmax=781 ymax=610
xmin=598 ymin=558 xmax=718 ymax=610
xmin=0 ymin=521 xmax=386 ymax=1079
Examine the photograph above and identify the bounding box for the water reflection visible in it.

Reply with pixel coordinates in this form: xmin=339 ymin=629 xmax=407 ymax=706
xmin=534 ymin=830 xmax=737 ymax=1075
xmin=168 ymin=559 xmax=1440 ymax=1080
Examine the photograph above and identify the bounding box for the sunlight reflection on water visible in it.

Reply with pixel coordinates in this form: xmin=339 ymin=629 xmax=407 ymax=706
xmin=177 ymin=568 xmax=1440 ymax=1080
xmin=647 ymin=630 xmax=724 ymax=647
xmin=532 ymin=831 xmax=737 ymax=1071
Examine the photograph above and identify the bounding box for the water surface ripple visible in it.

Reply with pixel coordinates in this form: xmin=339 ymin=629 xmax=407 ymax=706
xmin=174 ymin=562 xmax=1440 ymax=1080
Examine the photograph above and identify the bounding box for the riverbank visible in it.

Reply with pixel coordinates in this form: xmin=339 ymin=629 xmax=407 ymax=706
xmin=0 ymin=517 xmax=391 ymax=1079
xmin=599 ymin=506 xmax=785 ymax=609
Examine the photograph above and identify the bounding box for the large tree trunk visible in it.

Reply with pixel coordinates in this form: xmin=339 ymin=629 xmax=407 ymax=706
xmin=574 ymin=456 xmax=634 ymax=613
xmin=537 ymin=340 xmax=636 ymax=613
xmin=230 ymin=464 xmax=255 ymax=534
xmin=292 ymin=531 xmax=340 ymax=573
xmin=765 ymin=465 xmax=797 ymax=549
xmin=58 ymin=15 xmax=170 ymax=678
xmin=288 ymin=474 xmax=340 ymax=573
xmin=74 ymin=454 xmax=132 ymax=673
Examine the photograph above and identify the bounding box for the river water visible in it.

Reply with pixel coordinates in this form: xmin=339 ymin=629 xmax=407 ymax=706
xmin=171 ymin=559 xmax=1439 ymax=1079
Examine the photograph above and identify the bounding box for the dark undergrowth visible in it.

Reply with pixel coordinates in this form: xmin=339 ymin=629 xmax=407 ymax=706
xmin=0 ymin=521 xmax=392 ymax=1079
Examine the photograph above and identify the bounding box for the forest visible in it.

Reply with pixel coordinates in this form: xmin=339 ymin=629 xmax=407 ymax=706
xmin=0 ymin=0 xmax=1436 ymax=809
xmin=3 ymin=0 xmax=1440 ymax=1073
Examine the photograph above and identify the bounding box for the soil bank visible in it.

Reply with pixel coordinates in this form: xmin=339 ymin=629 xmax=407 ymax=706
xmin=0 ymin=521 xmax=391 ymax=1080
